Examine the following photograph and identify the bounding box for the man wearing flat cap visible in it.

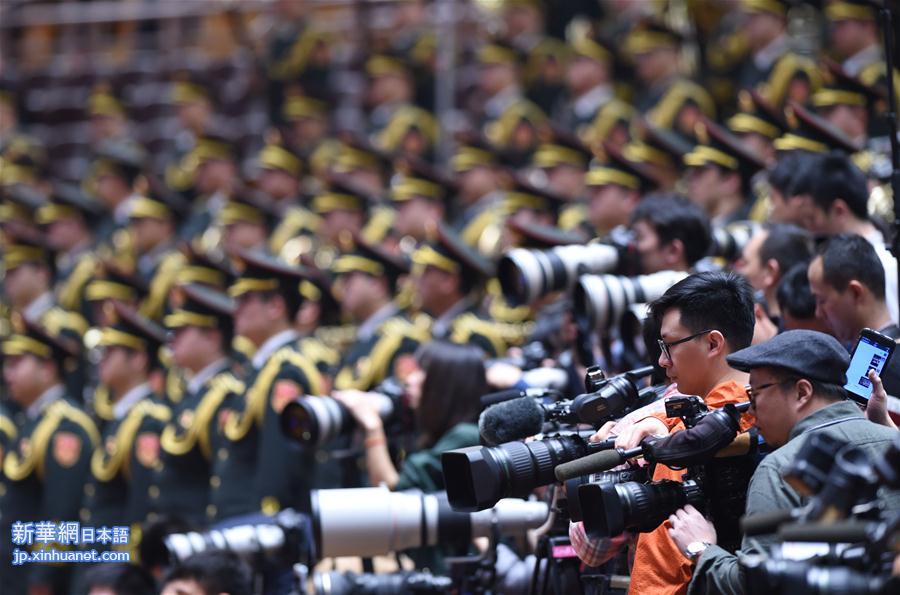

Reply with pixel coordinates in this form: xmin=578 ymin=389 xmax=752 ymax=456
xmin=668 ymin=330 xmax=899 ymax=594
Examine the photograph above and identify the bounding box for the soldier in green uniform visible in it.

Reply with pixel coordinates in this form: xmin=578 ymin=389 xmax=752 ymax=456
xmin=411 ymin=224 xmax=509 ymax=357
xmin=1 ymin=320 xmax=99 ymax=595
xmin=36 ymin=184 xmax=105 ymax=320
xmin=76 ymin=304 xmax=169 ymax=591
xmin=333 ymin=239 xmax=426 ymax=391
xmin=153 ymin=284 xmax=243 ymax=526
xmin=211 ymin=250 xmax=330 ymax=521
xmin=175 ymin=135 xmax=238 ymax=244
xmin=86 ymin=139 xmax=145 ymax=246
xmin=302 ymin=176 xmax=374 ymax=269
xmin=388 ymin=156 xmax=454 ymax=246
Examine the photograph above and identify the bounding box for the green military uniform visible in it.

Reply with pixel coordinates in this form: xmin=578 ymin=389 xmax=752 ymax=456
xmin=153 ymin=284 xmax=244 ymax=525
xmin=0 ymin=322 xmax=98 ymax=595
xmin=690 ymin=401 xmax=900 ymax=595
xmin=210 ymin=251 xmax=331 ymax=521
xmin=79 ymin=306 xmax=170 ymax=567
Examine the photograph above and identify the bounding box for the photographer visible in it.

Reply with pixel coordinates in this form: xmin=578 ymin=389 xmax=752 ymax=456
xmin=571 ymin=271 xmax=756 ymax=592
xmin=334 ymin=340 xmax=485 ymax=492
xmin=668 ymin=330 xmax=900 ymax=595
xmin=629 ymin=195 xmax=712 ymax=274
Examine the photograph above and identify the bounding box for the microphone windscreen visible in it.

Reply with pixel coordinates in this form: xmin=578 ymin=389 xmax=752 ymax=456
xmin=554 ymin=449 xmax=626 ymax=482
xmin=481 ymin=388 xmax=528 ymax=408
xmin=479 ymin=397 xmax=544 ymax=445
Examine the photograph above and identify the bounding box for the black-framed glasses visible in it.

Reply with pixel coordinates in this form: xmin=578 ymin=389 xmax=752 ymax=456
xmin=746 ymin=382 xmax=779 ymax=403
xmin=657 ymin=329 xmax=713 ymax=361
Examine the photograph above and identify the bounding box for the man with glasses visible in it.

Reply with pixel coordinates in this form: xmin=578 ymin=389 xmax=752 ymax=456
xmin=571 ymin=271 xmax=756 ymax=593
xmin=668 ymin=329 xmax=900 ymax=594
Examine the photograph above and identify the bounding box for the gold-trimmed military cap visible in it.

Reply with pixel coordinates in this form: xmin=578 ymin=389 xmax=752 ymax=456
xmin=478 ymin=42 xmax=520 ymax=67
xmin=413 ymin=223 xmax=495 ymax=280
xmin=3 ymin=318 xmax=79 ymax=365
xmin=624 ymin=19 xmax=682 ymax=57
xmin=88 ymin=83 xmax=126 ymax=118
xmin=774 ymin=101 xmax=863 ymax=154
xmin=505 ymin=175 xmax=567 ymax=216
xmin=128 ymin=192 xmax=182 ymax=222
xmin=90 ymin=139 xmax=145 ymax=183
xmin=170 ymin=71 xmax=211 ymax=105
xmin=390 ymin=157 xmax=455 ymax=204
xmin=311 ymin=175 xmax=372 ymax=215
xmin=228 ymin=249 xmax=307 ymax=300
xmin=99 ymin=301 xmax=166 ymax=355
xmin=37 ymin=183 xmax=104 ymax=226
xmin=505 ymin=219 xmax=589 ymax=250
xmin=0 ymin=183 xmax=45 ymax=225
xmin=685 ymin=117 xmax=766 ymax=179
xmin=176 ymin=244 xmax=235 ymax=289
xmin=812 ymin=60 xmax=885 ymax=110
xmin=376 ymin=106 xmax=439 ymax=155
xmin=727 ymin=89 xmax=789 ymax=140
xmin=85 ymin=261 xmax=150 ymax=304
xmin=216 ymin=190 xmax=278 ymax=229
xmin=191 ymin=134 xmax=237 ymax=165
xmin=825 ymin=0 xmax=876 ymax=22
xmin=741 ymin=0 xmax=788 ymax=17
xmin=257 ymin=138 xmax=302 ymax=178
xmin=586 ymin=143 xmax=662 ymax=193
xmin=282 ymin=94 xmax=328 ymax=122
xmin=532 ymin=130 xmax=592 ymax=170
xmin=334 ymin=136 xmax=393 ymax=175
xmin=165 ymin=283 xmax=235 ymax=332
xmin=366 ymin=54 xmax=411 ymax=78
xmin=3 ymin=231 xmax=52 ymax=272
xmin=572 ymin=37 xmax=612 ymax=65
xmin=333 ymin=237 xmax=410 ymax=285
xmin=451 ymin=133 xmax=499 ymax=173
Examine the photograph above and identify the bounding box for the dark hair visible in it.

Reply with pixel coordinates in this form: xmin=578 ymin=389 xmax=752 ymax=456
xmin=759 ymin=223 xmax=813 ymax=277
xmin=818 ymin=233 xmax=885 ymax=301
xmin=162 ymin=551 xmax=252 ymax=595
xmin=631 ymin=194 xmax=712 ymax=266
xmin=82 ymin=563 xmax=155 ymax=595
xmin=776 ymin=262 xmax=817 ymax=320
xmin=415 ymin=340 xmax=487 ymax=448
xmin=768 ymin=151 xmax=817 ymax=196
xmin=649 ymin=270 xmax=755 ymax=352
xmin=809 ymin=151 xmax=869 ymax=220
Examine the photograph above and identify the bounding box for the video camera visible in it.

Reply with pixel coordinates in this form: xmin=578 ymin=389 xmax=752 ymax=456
xmin=312 ymin=570 xmax=453 ymax=595
xmin=280 ymin=377 xmax=410 ymax=447
xmin=738 ymin=432 xmax=900 ymax=595
xmin=445 ymin=366 xmax=659 ymax=511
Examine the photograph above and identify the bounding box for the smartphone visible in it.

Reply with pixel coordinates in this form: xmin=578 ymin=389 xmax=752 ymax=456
xmin=844 ymin=328 xmax=897 ymax=405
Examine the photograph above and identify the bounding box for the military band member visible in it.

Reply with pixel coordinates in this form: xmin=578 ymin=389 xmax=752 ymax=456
xmin=210 ymin=250 xmax=328 ymax=521
xmin=1 ymin=321 xmax=98 ymax=595
xmin=154 ymin=284 xmax=243 ymax=525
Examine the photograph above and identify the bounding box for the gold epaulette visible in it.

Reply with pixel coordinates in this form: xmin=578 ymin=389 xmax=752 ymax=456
xmin=57 ymin=254 xmax=98 ymax=312
xmin=0 ymin=412 xmax=17 ymax=442
xmin=461 ymin=205 xmax=504 ymax=258
xmin=140 ymin=251 xmax=186 ymax=321
xmin=314 ymin=324 xmax=358 ymax=353
xmin=93 ymin=385 xmax=115 ymax=423
xmin=91 ymin=399 xmax=168 ymax=483
xmin=161 ymin=373 xmax=243 ymax=461
xmin=224 ymin=347 xmax=324 ymax=441
xmin=5 ymin=400 xmax=99 ymax=482
xmin=299 ymin=336 xmax=340 ymax=368
xmin=41 ymin=307 xmax=89 ymax=337
xmin=361 ymin=205 xmax=396 ymax=244
xmin=233 ymin=335 xmax=257 ymax=360
xmin=448 ymin=313 xmax=507 ymax=357
xmin=559 ymin=203 xmax=587 ymax=232
xmin=269 ymin=28 xmax=330 ymax=80
xmin=334 ymin=317 xmax=431 ymax=390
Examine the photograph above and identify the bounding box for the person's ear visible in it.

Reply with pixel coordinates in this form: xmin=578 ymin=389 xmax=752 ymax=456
xmin=706 ymin=329 xmax=727 ymax=357
xmin=663 ymin=239 xmax=685 ymax=267
xmin=846 ymin=279 xmax=867 ymax=304
xmin=763 ymin=259 xmax=780 ymax=289
xmin=795 ymin=378 xmax=814 ymax=408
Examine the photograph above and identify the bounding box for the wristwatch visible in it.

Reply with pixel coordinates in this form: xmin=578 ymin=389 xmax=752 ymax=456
xmin=685 ymin=541 xmax=711 ymax=560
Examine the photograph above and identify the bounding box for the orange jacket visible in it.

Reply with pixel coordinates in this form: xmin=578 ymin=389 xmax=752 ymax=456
xmin=627 ymin=380 xmax=755 ymax=595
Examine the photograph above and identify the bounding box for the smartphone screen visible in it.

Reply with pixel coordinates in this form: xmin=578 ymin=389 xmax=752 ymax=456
xmin=844 ymin=334 xmax=893 ymax=401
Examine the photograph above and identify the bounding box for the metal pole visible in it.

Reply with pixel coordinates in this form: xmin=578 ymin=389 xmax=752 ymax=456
xmin=435 ymin=0 xmax=458 ymax=169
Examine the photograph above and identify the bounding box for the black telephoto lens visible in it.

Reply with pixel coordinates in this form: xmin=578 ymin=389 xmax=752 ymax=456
xmin=581 ymin=479 xmax=704 ymax=538
xmin=314 ymin=570 xmax=454 ymax=595
xmin=442 ymin=434 xmax=590 ymax=512
xmin=743 ymin=557 xmax=887 ymax=595
xmin=566 ymin=467 xmax=650 ymax=522
xmin=280 ymin=397 xmax=352 ymax=447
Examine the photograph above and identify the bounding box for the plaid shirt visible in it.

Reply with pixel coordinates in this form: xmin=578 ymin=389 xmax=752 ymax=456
xmin=569 ymin=520 xmax=633 ymax=567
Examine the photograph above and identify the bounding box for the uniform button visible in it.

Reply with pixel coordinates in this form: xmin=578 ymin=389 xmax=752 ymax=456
xmin=206 ymin=504 xmax=217 ymax=518
xmin=217 ymin=448 xmax=228 ymax=461
xmin=315 ymin=450 xmax=329 ymax=463
xmin=80 ymin=508 xmax=91 ymax=522
xmin=148 ymin=486 xmax=160 ymax=499
xmin=210 ymin=476 xmax=221 ymax=488
xmin=84 ymin=484 xmax=95 ymax=497
xmin=147 ymin=512 xmax=158 ymax=523
xmin=154 ymin=461 xmax=163 ymax=471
